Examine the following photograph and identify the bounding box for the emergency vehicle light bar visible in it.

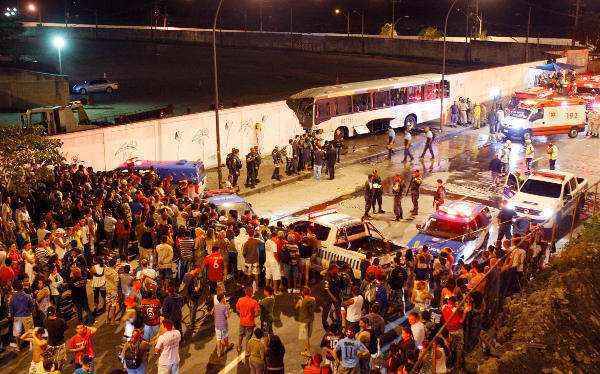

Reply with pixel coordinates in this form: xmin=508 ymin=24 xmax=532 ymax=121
xmin=438 ymin=202 xmax=473 ymax=217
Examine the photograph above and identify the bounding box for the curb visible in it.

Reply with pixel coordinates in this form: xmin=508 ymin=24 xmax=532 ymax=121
xmin=237 ymin=126 xmax=471 ymax=198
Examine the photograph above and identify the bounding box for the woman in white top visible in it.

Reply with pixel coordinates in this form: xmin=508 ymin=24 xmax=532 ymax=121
xmin=342 ymin=286 xmax=364 ymax=329
xmin=91 ymin=257 xmax=107 ymax=314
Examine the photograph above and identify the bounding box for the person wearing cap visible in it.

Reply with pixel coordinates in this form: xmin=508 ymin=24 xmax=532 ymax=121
xmin=334 ymin=327 xmax=369 ymax=374
xmin=546 ymin=141 xmax=558 ymax=170
xmin=524 ymin=138 xmax=535 ymax=172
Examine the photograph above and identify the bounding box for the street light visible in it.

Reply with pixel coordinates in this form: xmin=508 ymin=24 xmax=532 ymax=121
xmin=334 ymin=8 xmax=364 ymax=38
xmin=440 ymin=0 xmax=459 ymax=131
xmin=26 ymin=3 xmax=42 ymax=23
xmin=212 ymin=0 xmax=225 ymax=188
xmin=52 ymin=36 xmax=66 ymax=75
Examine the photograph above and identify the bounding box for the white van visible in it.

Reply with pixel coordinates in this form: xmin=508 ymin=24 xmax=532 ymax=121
xmin=501 ymin=97 xmax=587 ymax=139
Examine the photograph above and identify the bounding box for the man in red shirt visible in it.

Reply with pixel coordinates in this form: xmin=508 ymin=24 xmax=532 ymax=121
xmin=365 ymin=258 xmax=384 ymax=281
xmin=235 ymin=286 xmax=259 ymax=354
xmin=203 ymin=247 xmax=224 ymax=292
xmin=140 ymin=291 xmax=162 ymax=343
xmin=0 ymin=258 xmax=16 ymax=286
xmin=67 ymin=324 xmax=97 ymax=369
xmin=441 ymin=296 xmax=465 ymax=368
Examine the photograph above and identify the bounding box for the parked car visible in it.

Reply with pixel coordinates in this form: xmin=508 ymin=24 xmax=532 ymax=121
xmin=116 ymin=159 xmax=207 ymax=191
xmin=407 ymin=201 xmax=492 ymax=264
xmin=72 ymin=78 xmax=119 ymax=94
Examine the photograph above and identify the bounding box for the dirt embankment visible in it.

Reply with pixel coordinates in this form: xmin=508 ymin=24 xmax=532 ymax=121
xmin=467 ymin=217 xmax=600 ymax=373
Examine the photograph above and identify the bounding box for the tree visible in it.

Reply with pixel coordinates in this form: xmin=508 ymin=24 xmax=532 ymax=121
xmin=419 ymin=27 xmax=442 ymax=40
xmin=0 ymin=125 xmax=63 ymax=195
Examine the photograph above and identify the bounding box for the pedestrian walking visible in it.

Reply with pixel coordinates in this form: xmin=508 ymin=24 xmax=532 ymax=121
xmin=391 ymin=174 xmax=405 ymax=221
xmin=458 ymin=98 xmax=468 ymax=126
xmin=433 ymin=179 xmax=446 ymax=210
xmin=524 ymin=138 xmax=534 ymax=172
xmin=387 ymin=127 xmax=396 ymax=159
xmin=226 ymin=148 xmax=243 ymax=188
xmin=271 ymin=146 xmax=282 ymax=182
xmin=371 ymin=170 xmax=384 ymax=213
xmin=402 ymin=130 xmax=414 ymax=163
xmin=245 ymin=149 xmax=256 ymax=188
xmin=334 ymin=328 xmax=369 ymax=374
xmin=407 ymin=170 xmax=422 ymax=216
xmin=546 ymin=141 xmax=558 ymax=170
xmin=500 ymin=140 xmax=511 ymax=173
xmin=420 ymin=127 xmax=435 ymax=159
xmin=214 ymin=293 xmax=234 ymax=357
xmin=473 ymin=102 xmax=482 ymax=129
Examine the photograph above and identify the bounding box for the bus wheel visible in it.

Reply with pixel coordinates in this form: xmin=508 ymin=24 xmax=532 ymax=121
xmin=404 ymin=114 xmax=417 ymax=130
xmin=568 ymin=127 xmax=579 ymax=138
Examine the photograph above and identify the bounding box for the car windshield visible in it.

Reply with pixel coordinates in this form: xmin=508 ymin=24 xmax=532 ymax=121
xmin=510 ymin=107 xmax=531 ymax=119
xmin=422 ymin=217 xmax=469 ymax=240
xmin=520 ymin=179 xmax=562 ymax=198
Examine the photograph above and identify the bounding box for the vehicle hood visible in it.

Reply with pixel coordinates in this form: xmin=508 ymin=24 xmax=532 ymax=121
xmin=510 ymin=192 xmax=560 ymax=210
xmin=406 ymin=233 xmax=464 ymax=254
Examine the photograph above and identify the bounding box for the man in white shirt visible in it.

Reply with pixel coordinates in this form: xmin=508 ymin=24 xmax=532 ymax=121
xmin=408 ymin=311 xmax=427 ymax=349
xmin=155 ymin=319 xmax=181 ymax=374
xmin=264 ymin=232 xmax=282 ymax=294
xmin=342 ymin=286 xmax=364 ymax=331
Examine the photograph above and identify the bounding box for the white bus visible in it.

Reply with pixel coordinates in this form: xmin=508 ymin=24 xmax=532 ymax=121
xmin=286 ymin=73 xmax=449 ymax=140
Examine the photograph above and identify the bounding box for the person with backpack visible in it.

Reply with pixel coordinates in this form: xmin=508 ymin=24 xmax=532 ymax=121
xmin=121 ymin=327 xmax=149 ymax=374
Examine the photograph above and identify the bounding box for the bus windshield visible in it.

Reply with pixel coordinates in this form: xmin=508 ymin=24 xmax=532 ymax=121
xmin=286 ymin=98 xmax=314 ymax=129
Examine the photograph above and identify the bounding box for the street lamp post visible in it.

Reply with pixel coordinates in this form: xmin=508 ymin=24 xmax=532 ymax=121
xmin=212 ymin=0 xmax=225 ymax=188
xmin=52 ymin=36 xmax=65 ymax=75
xmin=440 ymin=0 xmax=459 ymax=131
xmin=259 ymin=0 xmax=263 ymax=32
xmin=335 ymin=9 xmax=363 ymax=37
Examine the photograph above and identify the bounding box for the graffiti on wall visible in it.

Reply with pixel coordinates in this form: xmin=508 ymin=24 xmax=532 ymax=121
xmin=114 ymin=140 xmax=142 ymax=162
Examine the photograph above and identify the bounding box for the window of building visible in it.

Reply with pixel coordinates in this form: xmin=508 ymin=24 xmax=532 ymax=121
xmin=390 ymin=87 xmax=407 ymax=106
xmin=373 ymin=90 xmax=391 ymax=109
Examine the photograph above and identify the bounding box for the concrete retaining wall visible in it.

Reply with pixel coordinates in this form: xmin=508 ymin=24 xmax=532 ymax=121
xmin=29 ymin=23 xmax=570 ymax=66
xmin=0 ymin=68 xmax=69 ymax=110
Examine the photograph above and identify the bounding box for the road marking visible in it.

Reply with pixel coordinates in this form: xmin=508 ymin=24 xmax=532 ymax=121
xmin=218 ymin=351 xmax=246 ymax=374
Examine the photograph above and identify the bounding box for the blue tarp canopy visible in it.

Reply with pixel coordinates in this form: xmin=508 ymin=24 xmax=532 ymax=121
xmin=535 ymin=62 xmax=578 ymax=72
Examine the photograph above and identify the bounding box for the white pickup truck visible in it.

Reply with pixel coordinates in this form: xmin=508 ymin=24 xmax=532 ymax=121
xmin=507 ymin=170 xmax=588 ymax=228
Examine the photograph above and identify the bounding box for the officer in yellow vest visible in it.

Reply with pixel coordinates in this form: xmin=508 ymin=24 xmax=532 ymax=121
xmin=524 ymin=138 xmax=535 ymax=172
xmin=546 ymin=141 xmax=558 ymax=170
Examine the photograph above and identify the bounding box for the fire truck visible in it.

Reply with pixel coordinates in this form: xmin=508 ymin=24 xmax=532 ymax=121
xmin=501 ymin=97 xmax=587 ymax=139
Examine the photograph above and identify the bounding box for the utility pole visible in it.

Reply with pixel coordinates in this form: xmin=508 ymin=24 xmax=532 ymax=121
xmin=525 ymin=6 xmax=531 ymax=62
xmin=212 ymin=0 xmax=225 ymax=188
xmin=259 ymin=0 xmax=263 ymax=32
xmin=572 ymin=0 xmax=582 ymax=46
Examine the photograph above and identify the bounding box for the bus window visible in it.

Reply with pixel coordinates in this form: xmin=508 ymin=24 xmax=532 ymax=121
xmin=352 ymin=93 xmax=372 ymax=112
xmin=423 ymin=84 xmax=437 ymax=101
xmin=373 ymin=90 xmax=390 ymax=109
xmin=391 ymin=88 xmax=407 ymax=105
xmin=316 ymin=99 xmax=336 ymax=123
xmin=336 ymin=96 xmax=352 ymax=115
xmin=408 ymin=86 xmax=423 ymax=103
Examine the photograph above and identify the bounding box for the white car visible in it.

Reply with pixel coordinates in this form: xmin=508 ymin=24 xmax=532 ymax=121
xmin=73 ymin=78 xmax=119 ymax=95
xmin=284 ymin=209 xmax=401 ymax=278
xmin=507 ymin=169 xmax=588 ymax=228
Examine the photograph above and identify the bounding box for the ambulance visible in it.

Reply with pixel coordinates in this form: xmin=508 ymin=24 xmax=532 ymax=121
xmin=508 ymin=86 xmax=555 ymax=109
xmin=501 ymin=97 xmax=587 ymax=140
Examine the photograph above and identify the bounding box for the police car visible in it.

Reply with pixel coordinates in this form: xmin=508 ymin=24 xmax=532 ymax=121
xmin=284 ymin=209 xmax=401 ymax=278
xmin=407 ymin=201 xmax=492 ymax=264
xmin=204 ymin=189 xmax=255 ymax=217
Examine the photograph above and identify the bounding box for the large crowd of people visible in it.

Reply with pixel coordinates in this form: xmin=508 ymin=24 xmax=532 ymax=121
xmin=0 ymin=145 xmax=558 ymax=374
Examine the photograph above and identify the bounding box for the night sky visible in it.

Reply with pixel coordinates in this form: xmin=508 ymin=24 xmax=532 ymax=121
xmin=4 ymin=0 xmax=600 ymax=37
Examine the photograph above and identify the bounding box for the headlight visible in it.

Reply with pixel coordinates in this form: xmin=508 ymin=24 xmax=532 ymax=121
xmin=541 ymin=208 xmax=554 ymax=219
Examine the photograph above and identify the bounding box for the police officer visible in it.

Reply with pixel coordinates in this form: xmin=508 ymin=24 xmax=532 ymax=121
xmin=407 ymin=169 xmax=422 ymax=215
xmin=524 ymin=138 xmax=534 ymax=172
xmin=226 ymin=148 xmax=242 ymax=187
xmin=391 ymin=174 xmax=405 ymax=221
xmin=363 ymin=174 xmax=373 ymax=219
xmin=253 ymin=146 xmax=262 ymax=184
xmin=245 ymin=149 xmax=256 ymax=188
xmin=371 ymin=169 xmax=384 ymax=213
xmin=271 ymin=146 xmax=282 ymax=182
xmin=420 ymin=127 xmax=435 ymax=159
